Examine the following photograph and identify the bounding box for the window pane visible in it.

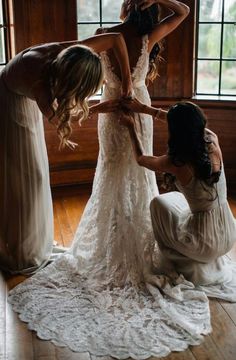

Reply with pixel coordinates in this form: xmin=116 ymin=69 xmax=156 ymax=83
xmin=221 ymin=61 xmax=236 ymax=94
xmin=224 ymin=0 xmax=236 ymax=21
xmin=197 ymin=60 xmax=220 ymax=94
xmin=0 ymin=28 xmax=5 ymax=63
xmin=198 ymin=24 xmax=221 ymax=58
xmin=223 ymin=24 xmax=236 ymax=59
xmin=102 ymin=0 xmax=123 ymax=22
xmin=77 ymin=24 xmax=100 ymax=40
xmin=77 ymin=0 xmax=100 ymax=22
xmin=0 ymin=0 xmax=3 ymax=23
xmin=0 ymin=0 xmax=5 ymax=63
xmin=199 ymin=0 xmax=223 ymax=22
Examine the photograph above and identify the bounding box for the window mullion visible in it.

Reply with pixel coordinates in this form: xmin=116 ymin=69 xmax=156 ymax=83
xmin=218 ymin=0 xmax=225 ymax=96
xmin=100 ymin=0 xmax=102 ymax=27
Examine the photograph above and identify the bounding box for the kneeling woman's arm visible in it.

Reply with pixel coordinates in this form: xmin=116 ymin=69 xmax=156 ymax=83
xmin=121 ymin=113 xmax=175 ymax=173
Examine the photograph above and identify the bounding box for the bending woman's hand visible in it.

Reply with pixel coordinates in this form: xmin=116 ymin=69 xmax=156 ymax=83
xmin=89 ymin=99 xmax=120 ymax=117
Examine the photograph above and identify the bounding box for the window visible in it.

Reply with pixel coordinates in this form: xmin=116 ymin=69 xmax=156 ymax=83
xmin=196 ymin=0 xmax=236 ymax=97
xmin=0 ymin=0 xmax=7 ymax=71
xmin=77 ymin=0 xmax=123 ymax=40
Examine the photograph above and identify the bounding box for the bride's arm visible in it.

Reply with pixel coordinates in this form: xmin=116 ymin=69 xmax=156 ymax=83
xmin=60 ymin=33 xmax=132 ymax=97
xmin=138 ymin=0 xmax=190 ymax=50
xmin=83 ymin=33 xmax=132 ymax=97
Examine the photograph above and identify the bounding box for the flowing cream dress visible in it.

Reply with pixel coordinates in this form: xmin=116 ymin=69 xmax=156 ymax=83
xmin=0 ymin=44 xmax=63 ymax=274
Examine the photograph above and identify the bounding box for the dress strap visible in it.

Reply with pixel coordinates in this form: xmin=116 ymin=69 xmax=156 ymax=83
xmin=142 ymin=34 xmax=149 ymax=53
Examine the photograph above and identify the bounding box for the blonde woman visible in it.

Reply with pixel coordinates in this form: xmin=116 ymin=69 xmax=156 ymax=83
xmin=0 ymin=33 xmax=132 ymax=274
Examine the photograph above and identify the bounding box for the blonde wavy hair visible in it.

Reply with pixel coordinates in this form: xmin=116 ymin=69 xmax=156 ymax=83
xmin=50 ymin=45 xmax=104 ymax=148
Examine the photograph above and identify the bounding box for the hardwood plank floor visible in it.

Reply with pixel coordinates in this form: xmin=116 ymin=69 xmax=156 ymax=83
xmin=1 ymin=186 xmax=236 ymax=360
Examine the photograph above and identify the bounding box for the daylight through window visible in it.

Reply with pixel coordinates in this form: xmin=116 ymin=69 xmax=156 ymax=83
xmin=196 ymin=0 xmax=236 ymax=97
xmin=77 ymin=0 xmax=123 ymax=40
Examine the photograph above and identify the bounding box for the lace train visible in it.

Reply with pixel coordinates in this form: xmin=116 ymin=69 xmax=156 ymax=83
xmin=9 ymin=255 xmax=211 ymax=359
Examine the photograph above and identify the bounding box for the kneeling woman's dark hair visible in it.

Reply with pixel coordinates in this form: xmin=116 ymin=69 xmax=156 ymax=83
xmin=167 ymin=102 xmax=217 ymax=185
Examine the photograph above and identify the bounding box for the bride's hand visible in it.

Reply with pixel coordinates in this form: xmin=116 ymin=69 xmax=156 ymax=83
xmin=121 ymin=82 xmax=134 ymax=98
xmin=135 ymin=0 xmax=157 ymax=10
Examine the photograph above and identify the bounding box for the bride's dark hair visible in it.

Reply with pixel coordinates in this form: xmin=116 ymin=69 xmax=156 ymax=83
xmin=127 ymin=4 xmax=163 ymax=81
xmin=167 ymin=102 xmax=220 ymax=185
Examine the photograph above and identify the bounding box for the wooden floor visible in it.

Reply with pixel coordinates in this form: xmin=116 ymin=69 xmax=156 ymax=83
xmin=1 ymin=186 xmax=236 ymax=360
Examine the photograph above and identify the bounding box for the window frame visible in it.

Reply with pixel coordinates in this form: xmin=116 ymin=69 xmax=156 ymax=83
xmin=195 ymin=0 xmax=236 ymax=98
xmin=0 ymin=0 xmax=9 ymax=68
xmin=76 ymin=0 xmax=122 ymax=39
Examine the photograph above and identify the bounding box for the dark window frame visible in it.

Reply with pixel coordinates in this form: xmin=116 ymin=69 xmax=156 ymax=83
xmin=76 ymin=0 xmax=121 ymax=37
xmin=0 ymin=0 xmax=9 ymax=67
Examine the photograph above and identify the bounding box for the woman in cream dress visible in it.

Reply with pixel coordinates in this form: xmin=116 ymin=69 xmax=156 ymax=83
xmin=122 ymin=99 xmax=236 ymax=302
xmin=0 ymin=33 xmax=132 ymax=274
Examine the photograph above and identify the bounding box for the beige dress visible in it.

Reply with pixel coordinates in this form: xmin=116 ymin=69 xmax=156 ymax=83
xmin=150 ymin=167 xmax=236 ymax=301
xmin=0 ymin=45 xmax=61 ymax=274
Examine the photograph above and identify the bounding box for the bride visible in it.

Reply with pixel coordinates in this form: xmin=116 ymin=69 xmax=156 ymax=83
xmin=8 ymin=1 xmax=212 ymax=359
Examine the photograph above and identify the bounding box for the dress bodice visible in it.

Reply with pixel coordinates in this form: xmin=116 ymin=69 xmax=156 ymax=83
xmin=176 ymin=167 xmax=227 ymax=213
xmin=101 ymin=35 xmax=150 ymax=99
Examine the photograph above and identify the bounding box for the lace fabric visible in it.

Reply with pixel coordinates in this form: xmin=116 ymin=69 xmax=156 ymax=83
xmin=8 ymin=35 xmax=211 ymax=359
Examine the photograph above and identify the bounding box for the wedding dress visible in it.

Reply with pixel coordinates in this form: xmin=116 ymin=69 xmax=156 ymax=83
xmin=8 ymin=36 xmax=211 ymax=359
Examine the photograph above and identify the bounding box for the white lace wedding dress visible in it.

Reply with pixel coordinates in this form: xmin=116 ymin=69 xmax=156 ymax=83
xmin=8 ymin=36 xmax=211 ymax=359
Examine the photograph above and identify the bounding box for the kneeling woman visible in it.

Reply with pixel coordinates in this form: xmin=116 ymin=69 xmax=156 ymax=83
xmin=122 ymin=100 xmax=236 ymax=301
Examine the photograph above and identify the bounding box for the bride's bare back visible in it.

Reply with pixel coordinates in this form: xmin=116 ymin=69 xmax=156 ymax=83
xmin=96 ymin=0 xmax=190 ymax=81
